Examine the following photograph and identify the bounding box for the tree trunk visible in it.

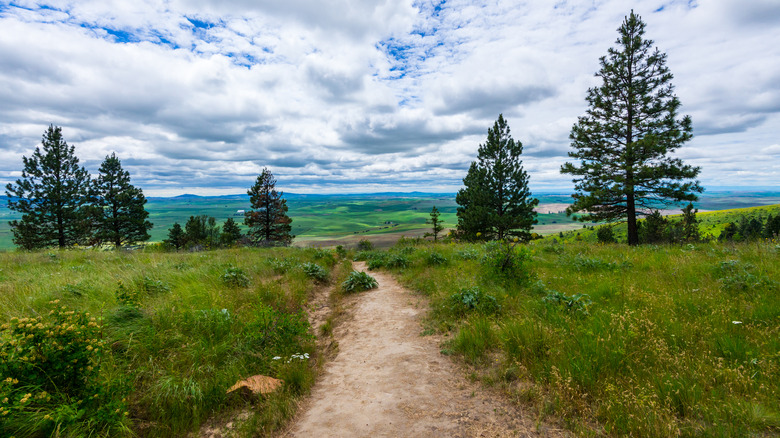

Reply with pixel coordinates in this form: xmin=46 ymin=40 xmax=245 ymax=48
xmin=626 ymin=192 xmax=638 ymax=245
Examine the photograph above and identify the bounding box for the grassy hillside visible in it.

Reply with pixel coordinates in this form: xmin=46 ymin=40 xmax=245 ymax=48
xmin=560 ymin=203 xmax=780 ymax=243
xmin=359 ymin=239 xmax=780 ymax=436
xmin=0 ymin=247 xmax=351 ymax=437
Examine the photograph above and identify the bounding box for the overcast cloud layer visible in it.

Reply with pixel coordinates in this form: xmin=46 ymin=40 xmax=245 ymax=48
xmin=1 ymin=0 xmax=778 ymax=195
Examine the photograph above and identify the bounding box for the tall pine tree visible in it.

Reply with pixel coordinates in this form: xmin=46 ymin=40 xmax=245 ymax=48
xmin=245 ymin=168 xmax=293 ymax=246
xmin=456 ymin=114 xmax=538 ymax=241
xmin=561 ymin=11 xmax=702 ymax=245
xmin=92 ymin=153 xmax=152 ymax=248
xmin=5 ymin=125 xmax=92 ymax=249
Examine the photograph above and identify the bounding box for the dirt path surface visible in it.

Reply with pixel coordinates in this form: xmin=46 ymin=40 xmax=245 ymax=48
xmin=283 ymin=262 xmax=565 ymax=438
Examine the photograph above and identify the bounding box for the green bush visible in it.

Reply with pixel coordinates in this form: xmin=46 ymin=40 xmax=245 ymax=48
xmin=0 ymin=302 xmax=129 ymax=436
xmin=596 ymin=225 xmax=617 ymax=243
xmin=140 ymin=276 xmax=171 ymax=294
xmin=481 ymin=240 xmax=531 ymax=280
xmin=385 ymin=253 xmax=409 ymax=269
xmin=299 ymin=262 xmax=328 ymax=283
xmin=341 ymin=271 xmax=378 ymax=293
xmin=221 ymin=266 xmax=250 ymax=287
xmin=426 ymin=252 xmax=447 ymax=266
xmin=542 ymin=289 xmax=593 ymax=315
xmin=448 ymin=287 xmax=500 ymax=317
xmin=357 ymin=239 xmax=374 ymax=251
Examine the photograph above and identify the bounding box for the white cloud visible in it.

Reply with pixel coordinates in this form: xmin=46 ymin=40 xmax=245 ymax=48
xmin=0 ymin=0 xmax=778 ymax=195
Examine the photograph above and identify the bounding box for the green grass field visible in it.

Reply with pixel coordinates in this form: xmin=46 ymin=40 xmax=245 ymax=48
xmin=0 ymin=247 xmax=352 ymax=437
xmin=359 ymin=238 xmax=780 ymax=436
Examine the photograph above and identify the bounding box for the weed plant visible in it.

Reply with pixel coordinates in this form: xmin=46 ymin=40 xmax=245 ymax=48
xmin=0 ymin=247 xmax=336 ymax=437
xmin=378 ymin=239 xmax=780 ymax=437
xmin=341 ymin=271 xmax=378 ymax=293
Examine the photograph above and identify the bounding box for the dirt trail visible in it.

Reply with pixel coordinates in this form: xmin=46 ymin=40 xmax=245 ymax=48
xmin=283 ymin=262 xmax=564 ymax=438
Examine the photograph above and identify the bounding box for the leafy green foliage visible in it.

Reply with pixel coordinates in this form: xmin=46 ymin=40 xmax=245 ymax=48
xmin=448 ymin=287 xmax=500 ymax=317
xmin=341 ymin=270 xmax=378 ymax=293
xmin=220 ymin=266 xmax=250 ymax=287
xmin=456 ymin=114 xmax=539 ymax=241
xmin=425 ymin=251 xmax=447 ymax=266
xmin=561 ymin=11 xmax=702 ymax=245
xmin=357 ymin=239 xmax=374 ymax=251
xmin=542 ymin=289 xmax=593 ymax=315
xmin=299 ymin=262 xmax=328 ymax=283
xmin=0 ymin=302 xmax=129 ymax=436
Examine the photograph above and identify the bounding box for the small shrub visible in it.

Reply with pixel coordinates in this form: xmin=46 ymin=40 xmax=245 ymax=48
xmin=385 ymin=253 xmax=409 ymax=269
xmin=335 ymin=245 xmax=347 ymax=258
xmin=426 ymin=252 xmax=447 ymax=266
xmin=449 ymin=287 xmax=500 ymax=317
xmin=299 ymin=262 xmax=328 ymax=283
xmin=482 ymin=240 xmax=531 ymax=279
xmin=367 ymin=256 xmax=386 ymax=270
xmin=357 ymin=239 xmax=374 ymax=251
xmin=542 ymin=290 xmax=593 ymax=315
xmin=0 ymin=302 xmax=129 ymax=436
xmin=115 ymin=282 xmax=140 ymax=308
xmin=270 ymin=258 xmax=294 ymax=274
xmin=715 ymin=260 xmax=776 ymax=293
xmin=596 ymin=225 xmax=617 ymax=243
xmin=342 ymin=271 xmax=378 ymax=293
xmin=141 ymin=276 xmax=171 ymax=294
xmin=221 ymin=266 xmax=250 ymax=287
xmin=456 ymin=248 xmax=480 ymax=260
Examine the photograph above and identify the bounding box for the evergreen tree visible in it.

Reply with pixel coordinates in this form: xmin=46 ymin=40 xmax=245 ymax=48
xmin=424 ymin=206 xmax=444 ymax=241
xmin=245 ymin=168 xmax=293 ymax=246
xmin=92 ymin=153 xmax=152 ymax=248
xmin=456 ymin=114 xmax=538 ymax=241
xmin=220 ymin=217 xmax=243 ymax=246
xmin=561 ymin=11 xmax=702 ymax=245
xmin=638 ymin=210 xmax=668 ymax=244
xmin=165 ymin=223 xmax=184 ymax=250
xmin=5 ymin=125 xmax=92 ymax=249
xmin=184 ymin=215 xmax=209 ymax=248
xmin=680 ymin=202 xmax=700 ymax=242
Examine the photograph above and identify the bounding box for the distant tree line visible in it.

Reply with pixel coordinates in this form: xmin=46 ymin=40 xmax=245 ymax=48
xmin=719 ymin=214 xmax=780 ymax=242
xmin=164 ymin=167 xmax=293 ymax=250
xmin=6 ymin=126 xmax=294 ymax=251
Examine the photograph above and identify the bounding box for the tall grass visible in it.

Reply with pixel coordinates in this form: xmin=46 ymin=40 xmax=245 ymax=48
xmin=0 ymin=246 xmax=341 ymax=437
xmin=380 ymin=239 xmax=780 ymax=436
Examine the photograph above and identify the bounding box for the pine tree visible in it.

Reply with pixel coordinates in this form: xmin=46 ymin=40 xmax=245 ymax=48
xmin=680 ymin=202 xmax=700 ymax=242
xmin=244 ymin=168 xmax=293 ymax=246
xmin=561 ymin=11 xmax=702 ymax=245
xmin=5 ymin=125 xmax=92 ymax=249
xmin=456 ymin=114 xmax=538 ymax=241
xmin=92 ymin=153 xmax=152 ymax=248
xmin=424 ymin=206 xmax=444 ymax=241
xmin=165 ymin=223 xmax=184 ymax=250
xmin=220 ymin=217 xmax=243 ymax=246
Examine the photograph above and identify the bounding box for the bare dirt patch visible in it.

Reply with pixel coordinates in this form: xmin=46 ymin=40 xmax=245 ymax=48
xmin=282 ymin=263 xmax=567 ymax=437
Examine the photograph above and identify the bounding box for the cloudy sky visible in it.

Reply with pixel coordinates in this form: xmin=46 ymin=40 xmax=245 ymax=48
xmin=0 ymin=0 xmax=778 ymax=196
